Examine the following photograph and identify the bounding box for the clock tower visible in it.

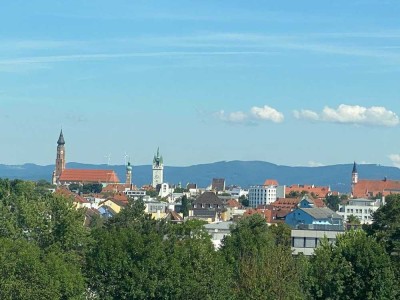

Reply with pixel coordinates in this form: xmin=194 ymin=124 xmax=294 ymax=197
xmin=52 ymin=130 xmax=66 ymax=185
xmin=152 ymin=147 xmax=164 ymax=188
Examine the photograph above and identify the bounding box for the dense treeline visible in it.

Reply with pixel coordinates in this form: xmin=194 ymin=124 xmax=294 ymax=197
xmin=0 ymin=178 xmax=398 ymax=299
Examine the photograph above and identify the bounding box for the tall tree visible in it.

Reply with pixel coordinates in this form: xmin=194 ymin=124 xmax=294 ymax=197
xmin=221 ymin=214 xmax=304 ymax=299
xmin=307 ymin=230 xmax=397 ymax=300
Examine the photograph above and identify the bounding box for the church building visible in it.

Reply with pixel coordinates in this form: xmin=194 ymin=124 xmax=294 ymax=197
xmin=51 ymin=130 xmax=120 ymax=186
xmin=351 ymin=162 xmax=400 ymax=198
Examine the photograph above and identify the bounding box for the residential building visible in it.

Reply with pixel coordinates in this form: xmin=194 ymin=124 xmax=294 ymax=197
xmin=248 ymin=180 xmax=277 ymax=207
xmin=337 ymin=198 xmax=383 ymax=224
xmin=291 ymin=226 xmax=345 ymax=255
xmin=204 ymin=221 xmax=234 ymax=249
xmin=285 ymin=207 xmax=343 ymax=228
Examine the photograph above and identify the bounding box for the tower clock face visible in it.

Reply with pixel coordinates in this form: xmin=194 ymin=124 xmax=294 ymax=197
xmin=154 ymin=174 xmax=159 ymax=179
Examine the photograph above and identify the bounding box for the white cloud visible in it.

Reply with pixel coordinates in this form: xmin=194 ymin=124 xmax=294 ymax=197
xmin=388 ymin=154 xmax=400 ymax=168
xmin=250 ymin=105 xmax=284 ymax=123
xmin=293 ymin=109 xmax=319 ymax=121
xmin=216 ymin=105 xmax=284 ymax=125
xmin=295 ymin=104 xmax=399 ymax=127
xmin=216 ymin=110 xmax=248 ymax=124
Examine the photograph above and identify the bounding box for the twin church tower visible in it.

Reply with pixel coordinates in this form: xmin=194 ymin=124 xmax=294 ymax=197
xmin=51 ymin=130 xmax=164 ymax=187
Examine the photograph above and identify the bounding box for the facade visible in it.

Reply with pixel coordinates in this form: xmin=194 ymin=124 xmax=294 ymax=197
xmin=248 ymin=184 xmax=277 ymax=207
xmin=211 ymin=178 xmax=226 ymax=192
xmin=285 ymin=207 xmax=343 ymax=228
xmin=291 ymin=227 xmax=345 ymax=255
xmin=337 ymin=198 xmax=383 ymax=224
xmin=204 ymin=221 xmax=234 ymax=249
xmin=152 ymin=147 xmax=164 ymax=188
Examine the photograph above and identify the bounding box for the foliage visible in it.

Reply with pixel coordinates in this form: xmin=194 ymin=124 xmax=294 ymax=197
xmin=146 ymin=189 xmax=159 ymax=198
xmin=307 ymin=230 xmax=397 ymax=300
xmin=180 ymin=195 xmax=189 ymax=217
xmin=173 ymin=187 xmax=188 ymax=193
xmin=346 ymin=214 xmax=361 ymax=225
xmin=69 ymin=183 xmax=102 ymax=194
xmin=367 ymin=194 xmax=400 ymax=256
xmin=0 ymin=238 xmax=86 ymax=299
xmin=238 ymin=194 xmax=249 ymax=207
xmin=221 ymin=214 xmax=304 ymax=299
xmin=324 ymin=195 xmax=341 ymax=211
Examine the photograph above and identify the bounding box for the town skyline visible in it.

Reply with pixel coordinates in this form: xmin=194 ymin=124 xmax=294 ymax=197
xmin=1 ymin=1 xmax=400 ymax=167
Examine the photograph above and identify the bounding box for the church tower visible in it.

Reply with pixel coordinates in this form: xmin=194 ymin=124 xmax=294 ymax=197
xmin=352 ymin=161 xmax=358 ymax=184
xmin=52 ymin=130 xmax=66 ymax=185
xmin=126 ymin=161 xmax=132 ymax=186
xmin=152 ymin=147 xmax=164 ymax=188
xmin=351 ymin=161 xmax=358 ymax=197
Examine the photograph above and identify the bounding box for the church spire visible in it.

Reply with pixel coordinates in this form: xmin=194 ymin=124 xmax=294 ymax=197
xmin=352 ymin=161 xmax=357 ymax=173
xmin=57 ymin=129 xmax=65 ymax=145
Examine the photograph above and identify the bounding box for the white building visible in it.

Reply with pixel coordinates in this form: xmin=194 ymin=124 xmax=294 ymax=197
xmin=248 ymin=184 xmax=277 ymax=207
xmin=152 ymin=147 xmax=164 ymax=188
xmin=337 ymin=198 xmax=383 ymax=224
xmin=291 ymin=226 xmax=345 ymax=255
xmin=204 ymin=221 xmax=234 ymax=249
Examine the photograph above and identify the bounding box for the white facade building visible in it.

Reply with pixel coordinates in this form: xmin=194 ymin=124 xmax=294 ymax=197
xmin=152 ymin=147 xmax=164 ymax=188
xmin=248 ymin=185 xmax=277 ymax=207
xmin=337 ymin=198 xmax=383 ymax=224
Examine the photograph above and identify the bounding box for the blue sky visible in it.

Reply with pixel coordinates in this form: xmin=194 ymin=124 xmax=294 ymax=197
xmin=1 ymin=0 xmax=400 ymax=168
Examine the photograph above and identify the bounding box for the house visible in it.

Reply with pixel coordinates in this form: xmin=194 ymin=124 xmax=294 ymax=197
xmin=285 ymin=207 xmax=343 ymax=229
xmin=248 ymin=180 xmax=278 ymax=207
xmin=285 ymin=184 xmax=331 ymax=199
xmin=204 ymin=221 xmax=234 ymax=249
xmin=337 ymin=198 xmax=383 ymax=224
xmin=287 ymin=206 xmax=345 ymax=256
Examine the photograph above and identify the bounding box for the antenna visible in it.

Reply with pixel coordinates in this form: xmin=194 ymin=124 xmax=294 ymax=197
xmin=104 ymin=153 xmax=111 ymax=165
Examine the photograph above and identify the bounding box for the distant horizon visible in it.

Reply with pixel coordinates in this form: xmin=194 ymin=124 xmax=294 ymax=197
xmin=2 ymin=160 xmax=396 ymax=169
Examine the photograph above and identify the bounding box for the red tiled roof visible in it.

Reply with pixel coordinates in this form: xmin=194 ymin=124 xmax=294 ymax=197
xmin=285 ymin=184 xmax=330 ymax=198
xmin=59 ymin=169 xmax=119 ymax=183
xmin=264 ymin=179 xmax=279 ymax=186
xmin=272 ymin=197 xmax=300 ymax=209
xmin=353 ymin=179 xmax=400 ymax=198
xmin=226 ymin=199 xmax=240 ymax=208
xmin=55 ymin=188 xmax=89 ymax=204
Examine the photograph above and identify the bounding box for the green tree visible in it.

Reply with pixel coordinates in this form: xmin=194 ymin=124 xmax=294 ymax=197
xmin=307 ymin=230 xmax=397 ymax=300
xmin=180 ymin=195 xmax=189 ymax=217
xmin=221 ymin=214 xmax=304 ymax=299
xmin=367 ymin=194 xmax=400 ymax=256
xmin=239 ymin=194 xmax=249 ymax=207
xmin=324 ymin=195 xmax=341 ymax=211
xmin=0 ymin=238 xmax=86 ymax=299
xmin=346 ymin=214 xmax=361 ymax=225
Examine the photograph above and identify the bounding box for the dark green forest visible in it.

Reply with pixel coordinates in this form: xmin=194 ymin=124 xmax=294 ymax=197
xmin=0 ymin=178 xmax=398 ymax=299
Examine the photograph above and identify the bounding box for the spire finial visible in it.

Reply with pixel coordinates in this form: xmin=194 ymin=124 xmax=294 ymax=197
xmin=57 ymin=129 xmax=65 ymax=145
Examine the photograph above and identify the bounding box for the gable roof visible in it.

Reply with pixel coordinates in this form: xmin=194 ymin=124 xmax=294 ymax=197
xmin=299 ymin=207 xmax=342 ymax=220
xmin=353 ymin=179 xmax=400 ymax=198
xmin=59 ymin=169 xmax=119 ymax=183
xmin=194 ymin=192 xmax=224 ymax=206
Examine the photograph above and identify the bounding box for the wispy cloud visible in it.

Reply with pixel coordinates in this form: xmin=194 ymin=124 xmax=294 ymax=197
xmin=216 ymin=105 xmax=284 ymax=125
xmin=388 ymin=154 xmax=400 ymax=168
xmin=294 ymin=104 xmax=399 ymax=127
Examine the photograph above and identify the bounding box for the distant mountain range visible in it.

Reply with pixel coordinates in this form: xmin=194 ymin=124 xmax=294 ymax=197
xmin=1 ymin=161 xmax=400 ymax=193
